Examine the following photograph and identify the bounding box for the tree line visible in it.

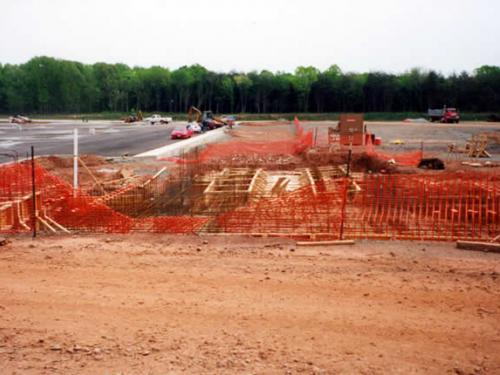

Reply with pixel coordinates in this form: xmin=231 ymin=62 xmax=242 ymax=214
xmin=0 ymin=56 xmax=499 ymax=115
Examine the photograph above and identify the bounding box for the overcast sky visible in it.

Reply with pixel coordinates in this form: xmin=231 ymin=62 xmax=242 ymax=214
xmin=1 ymin=0 xmax=499 ymax=74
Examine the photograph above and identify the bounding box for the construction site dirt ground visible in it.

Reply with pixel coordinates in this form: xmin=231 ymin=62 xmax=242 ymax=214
xmin=1 ymin=235 xmax=499 ymax=374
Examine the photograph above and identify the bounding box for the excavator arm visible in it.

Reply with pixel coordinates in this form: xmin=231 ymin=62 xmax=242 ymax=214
xmin=212 ymin=116 xmax=228 ymax=125
xmin=188 ymin=106 xmax=202 ymax=123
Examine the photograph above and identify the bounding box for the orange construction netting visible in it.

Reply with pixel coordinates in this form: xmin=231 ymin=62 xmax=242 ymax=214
xmin=161 ymin=118 xmax=313 ymax=164
xmin=1 ymin=116 xmax=499 ymax=241
xmin=365 ymin=137 xmax=422 ymax=167
xmin=0 ymin=161 xmax=207 ymax=234
xmin=1 ymin=160 xmax=499 ymax=241
xmin=214 ymin=172 xmax=500 ymax=241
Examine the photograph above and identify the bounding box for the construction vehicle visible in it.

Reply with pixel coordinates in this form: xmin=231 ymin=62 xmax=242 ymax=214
xmin=487 ymin=114 xmax=500 ymax=122
xmin=122 ymin=111 xmax=143 ymax=124
xmin=9 ymin=115 xmax=31 ymax=124
xmin=187 ymin=106 xmax=227 ymax=131
xmin=428 ymin=107 xmax=460 ymax=123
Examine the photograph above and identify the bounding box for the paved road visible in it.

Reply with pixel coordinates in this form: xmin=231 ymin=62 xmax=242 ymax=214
xmin=305 ymin=121 xmax=500 ymax=153
xmin=0 ymin=120 xmax=183 ymax=163
xmin=367 ymin=121 xmax=500 ymax=151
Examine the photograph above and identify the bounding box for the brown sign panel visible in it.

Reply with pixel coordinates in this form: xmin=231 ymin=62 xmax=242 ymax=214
xmin=338 ymin=114 xmax=364 ymax=135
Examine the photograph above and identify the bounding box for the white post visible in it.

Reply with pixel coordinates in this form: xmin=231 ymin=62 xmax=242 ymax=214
xmin=73 ymin=128 xmax=78 ymax=195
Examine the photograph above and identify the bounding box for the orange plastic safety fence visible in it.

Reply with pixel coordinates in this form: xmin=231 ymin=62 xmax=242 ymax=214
xmin=0 ymin=162 xmax=35 ymax=203
xmin=365 ymin=137 xmax=422 ymax=166
xmin=2 ymin=113 xmax=499 ymax=241
xmin=0 ymin=162 xmax=38 ymax=232
xmin=161 ymin=119 xmax=313 ymax=164
xmin=214 ymin=173 xmax=500 ymax=241
xmin=133 ymin=216 xmax=208 ymax=233
xmin=335 ymin=137 xmax=423 ymax=166
xmin=0 ymin=161 xmax=205 ymax=235
xmin=2 ymin=161 xmax=499 ymax=241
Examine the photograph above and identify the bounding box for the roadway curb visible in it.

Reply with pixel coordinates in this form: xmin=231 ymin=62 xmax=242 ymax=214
xmin=134 ymin=127 xmax=228 ymax=158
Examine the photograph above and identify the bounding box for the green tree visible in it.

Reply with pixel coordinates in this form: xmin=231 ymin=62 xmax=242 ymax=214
xmin=293 ymin=66 xmax=319 ymax=112
xmin=474 ymin=65 xmax=500 ymax=111
xmin=234 ymin=74 xmax=252 ymax=112
xmin=0 ymin=56 xmax=499 ymax=115
xmin=171 ymin=66 xmax=195 ymax=112
xmin=312 ymin=65 xmax=342 ymax=112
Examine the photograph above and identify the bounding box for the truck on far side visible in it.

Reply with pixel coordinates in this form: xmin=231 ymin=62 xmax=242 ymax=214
xmin=428 ymin=107 xmax=460 ymax=123
xmin=144 ymin=114 xmax=172 ymax=125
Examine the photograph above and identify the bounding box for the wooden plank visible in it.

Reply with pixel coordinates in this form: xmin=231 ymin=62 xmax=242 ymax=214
xmin=297 ymin=240 xmax=355 ymax=246
xmin=456 ymin=240 xmax=500 ymax=253
xmin=304 ymin=169 xmax=317 ymax=195
xmin=78 ymin=157 xmax=106 ymax=194
xmin=44 ymin=215 xmax=71 ymax=234
xmin=248 ymin=169 xmax=263 ymax=193
xmin=351 ymin=180 xmax=362 ymax=192
xmin=37 ymin=216 xmax=56 ymax=233
xmin=203 ymin=178 xmax=217 ymax=194
xmin=141 ymin=166 xmax=167 ymax=187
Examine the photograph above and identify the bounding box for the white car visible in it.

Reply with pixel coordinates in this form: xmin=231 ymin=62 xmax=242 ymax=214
xmin=187 ymin=122 xmax=202 ymax=133
xmin=144 ymin=114 xmax=172 ymax=125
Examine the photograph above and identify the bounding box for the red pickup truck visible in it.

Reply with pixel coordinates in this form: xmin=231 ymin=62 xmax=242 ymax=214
xmin=428 ymin=108 xmax=460 ymax=123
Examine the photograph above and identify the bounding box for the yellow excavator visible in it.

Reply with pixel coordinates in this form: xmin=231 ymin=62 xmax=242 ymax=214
xmin=123 ymin=111 xmax=143 ymax=123
xmin=188 ymin=106 xmax=227 ymax=130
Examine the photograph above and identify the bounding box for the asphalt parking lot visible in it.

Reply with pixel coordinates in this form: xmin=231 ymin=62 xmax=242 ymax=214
xmin=0 ymin=120 xmax=183 ymax=163
xmin=0 ymin=119 xmax=498 ymax=164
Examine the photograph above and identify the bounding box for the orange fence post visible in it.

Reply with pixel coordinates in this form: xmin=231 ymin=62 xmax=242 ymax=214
xmin=30 ymin=146 xmax=36 ymax=238
xmin=339 ymin=177 xmax=348 ymax=240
